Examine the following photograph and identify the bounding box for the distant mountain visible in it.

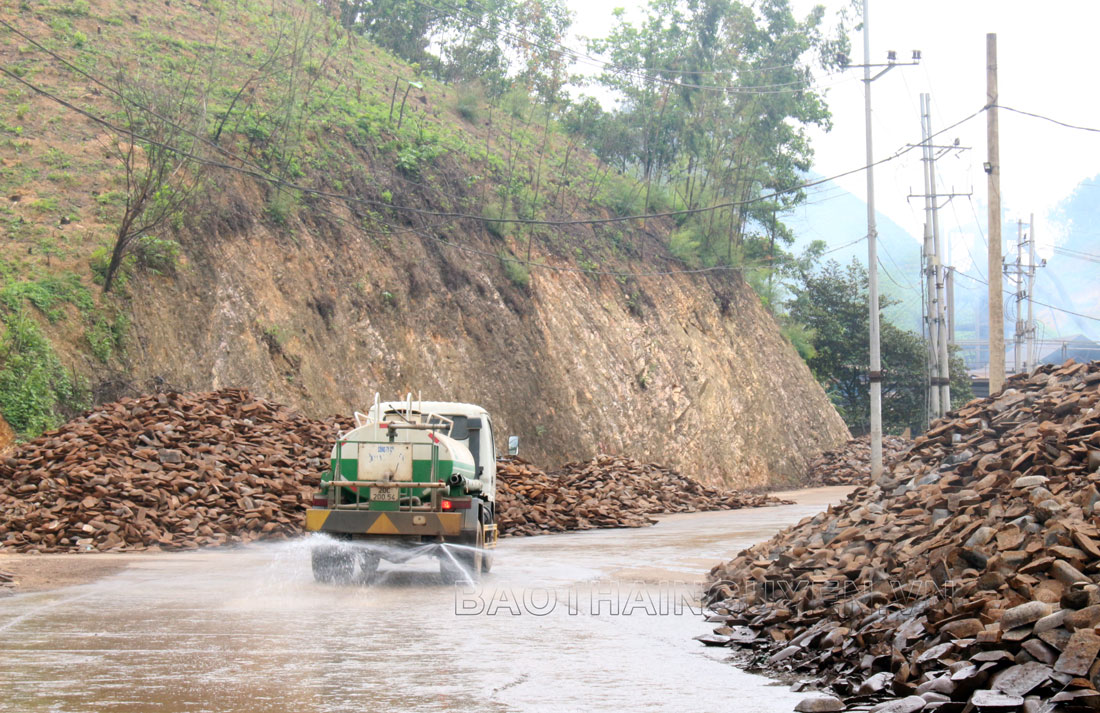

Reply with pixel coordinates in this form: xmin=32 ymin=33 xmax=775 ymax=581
xmin=1044 ymin=177 xmax=1100 ymax=340
xmin=784 ymin=176 xmax=924 ymax=333
xmin=786 ymin=175 xmax=1100 ymax=371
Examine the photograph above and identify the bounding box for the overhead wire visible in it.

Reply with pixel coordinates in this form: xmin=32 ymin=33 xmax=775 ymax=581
xmin=951 ymin=270 xmax=1100 ymax=323
xmin=0 ymin=58 xmax=801 ymax=279
xmin=0 ymin=61 xmax=990 ymax=230
xmin=996 ymin=105 xmax=1100 ymax=135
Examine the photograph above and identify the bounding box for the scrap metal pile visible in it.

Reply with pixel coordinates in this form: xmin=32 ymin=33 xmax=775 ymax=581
xmin=0 ymin=390 xmax=346 ymax=553
xmin=497 ymin=455 xmax=789 ymax=536
xmin=701 ymin=361 xmax=1100 ymax=713
xmin=807 ymin=436 xmax=912 ymax=487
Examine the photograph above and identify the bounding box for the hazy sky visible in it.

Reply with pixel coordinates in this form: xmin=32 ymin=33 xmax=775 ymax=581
xmin=564 ymin=0 xmax=1100 ymax=271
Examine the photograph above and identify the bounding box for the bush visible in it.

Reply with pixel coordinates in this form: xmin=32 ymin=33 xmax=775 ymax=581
xmin=266 ymin=189 xmax=299 ymax=227
xmin=455 ymin=89 xmax=482 ymax=123
xmin=90 ymin=246 xmax=134 ymax=289
xmin=86 ymin=311 xmax=129 ymax=363
xmin=0 ymin=273 xmax=94 ymax=322
xmin=59 ymin=0 xmax=91 ymax=16
xmin=601 ymin=178 xmax=643 ymax=218
xmin=499 ymin=252 xmax=529 ymax=288
xmin=482 ymin=202 xmax=516 ymax=239
xmin=500 ymin=88 xmax=530 ymax=119
xmin=668 ymin=226 xmax=702 ymax=267
xmin=133 ymin=235 xmax=180 ymax=275
xmin=0 ymin=310 xmax=88 ymax=438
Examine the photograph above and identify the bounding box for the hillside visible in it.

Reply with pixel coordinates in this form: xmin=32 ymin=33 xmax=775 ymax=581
xmin=0 ymin=0 xmax=849 ymax=486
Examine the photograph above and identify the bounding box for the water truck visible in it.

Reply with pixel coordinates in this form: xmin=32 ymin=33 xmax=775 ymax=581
xmin=305 ymin=395 xmax=499 ymax=584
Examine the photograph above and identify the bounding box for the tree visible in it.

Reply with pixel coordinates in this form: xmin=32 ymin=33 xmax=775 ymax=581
xmin=587 ymin=0 xmax=850 ymax=266
xmin=101 ymin=71 xmax=206 ymax=293
xmin=335 ymin=0 xmax=572 ymax=98
xmin=787 ymin=259 xmax=970 ymax=436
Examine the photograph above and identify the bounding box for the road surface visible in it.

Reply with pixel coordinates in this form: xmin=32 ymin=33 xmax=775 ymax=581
xmin=0 ymin=487 xmax=850 ymax=713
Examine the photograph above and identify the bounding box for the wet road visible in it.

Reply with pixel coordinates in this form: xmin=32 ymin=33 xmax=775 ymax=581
xmin=0 ymin=488 xmax=849 ymax=713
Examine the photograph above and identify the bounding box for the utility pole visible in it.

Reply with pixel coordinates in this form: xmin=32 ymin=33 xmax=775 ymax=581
xmin=914 ymin=93 xmax=967 ymax=419
xmin=862 ymin=0 xmax=883 ymax=480
xmin=1005 ymin=214 xmax=1043 ymax=373
xmin=946 ymin=267 xmax=955 ymax=344
xmin=919 ymin=94 xmax=940 ymax=422
xmin=841 ymin=0 xmax=921 ymax=478
xmin=1027 ymin=213 xmax=1036 ymax=370
xmin=1014 ymin=218 xmax=1024 ymax=374
xmin=986 ymin=33 xmax=1005 ymax=393
xmin=926 ymin=98 xmax=951 ymax=413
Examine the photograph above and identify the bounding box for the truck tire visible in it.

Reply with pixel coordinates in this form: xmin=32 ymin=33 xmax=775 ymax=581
xmin=440 ymin=524 xmax=483 ymax=585
xmin=480 ymin=508 xmax=494 ymax=574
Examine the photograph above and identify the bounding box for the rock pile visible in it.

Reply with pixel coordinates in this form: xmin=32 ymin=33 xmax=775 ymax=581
xmin=701 ymin=361 xmax=1100 ymax=712
xmin=0 ymin=392 xmax=785 ymax=553
xmin=806 ymin=435 xmax=911 ymax=487
xmin=497 ymin=455 xmax=788 ymax=536
xmin=0 ymin=390 xmax=346 ymax=553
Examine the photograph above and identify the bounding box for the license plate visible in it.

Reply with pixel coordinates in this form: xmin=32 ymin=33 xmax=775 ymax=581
xmin=371 ymin=487 xmax=399 ymax=502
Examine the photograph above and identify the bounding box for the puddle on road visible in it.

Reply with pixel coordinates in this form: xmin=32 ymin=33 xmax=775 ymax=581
xmin=0 ymin=499 xmax=841 ymax=713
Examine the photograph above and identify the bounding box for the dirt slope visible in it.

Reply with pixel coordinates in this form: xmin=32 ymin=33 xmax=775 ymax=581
xmin=0 ymin=0 xmax=849 ymax=487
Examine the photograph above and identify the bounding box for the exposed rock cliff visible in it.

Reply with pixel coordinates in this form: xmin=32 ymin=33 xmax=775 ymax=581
xmin=125 ymin=179 xmax=848 ymax=487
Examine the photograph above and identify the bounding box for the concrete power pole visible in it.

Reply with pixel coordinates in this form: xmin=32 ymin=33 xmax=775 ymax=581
xmin=843 ymin=0 xmax=920 ymax=475
xmin=987 ymin=33 xmax=1006 ymax=393
xmin=1027 ymin=213 xmax=1037 ymax=370
xmin=919 ymin=95 xmax=941 ymax=422
xmin=947 ymin=267 xmax=955 ymax=344
xmin=927 ymin=101 xmax=952 ymax=413
xmin=1014 ymin=218 xmax=1024 ymax=374
xmin=863 ymin=0 xmax=883 ymax=480
xmin=918 ymin=93 xmax=959 ymax=418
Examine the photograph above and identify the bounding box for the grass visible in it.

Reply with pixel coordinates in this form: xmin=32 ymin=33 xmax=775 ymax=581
xmin=0 ymin=0 xmax=667 ymax=439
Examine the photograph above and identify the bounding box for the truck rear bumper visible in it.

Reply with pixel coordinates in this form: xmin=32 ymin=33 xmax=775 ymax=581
xmin=306 ymin=508 xmax=466 ymax=537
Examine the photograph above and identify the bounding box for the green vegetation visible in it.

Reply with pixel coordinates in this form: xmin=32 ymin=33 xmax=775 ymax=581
xmin=0 ymin=272 xmax=94 ymax=322
xmin=499 ymin=252 xmax=530 ymax=289
xmin=786 ymin=259 xmax=973 ymax=436
xmin=86 ymin=310 xmax=128 ymax=363
xmin=0 ymin=310 xmax=87 ymax=438
xmin=0 ymin=0 xmax=863 ymax=437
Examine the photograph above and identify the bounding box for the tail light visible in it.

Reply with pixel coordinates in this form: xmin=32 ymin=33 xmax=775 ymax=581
xmin=441 ymin=498 xmax=471 ymax=511
xmin=311 ymin=493 xmax=328 ymax=508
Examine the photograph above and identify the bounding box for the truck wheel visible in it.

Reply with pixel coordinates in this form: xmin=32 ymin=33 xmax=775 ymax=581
xmin=311 ymin=546 xmax=336 ymax=583
xmin=481 ymin=510 xmax=494 ymax=574
xmin=439 ymin=524 xmax=483 ymax=585
xmin=312 ymin=545 xmax=354 ymax=584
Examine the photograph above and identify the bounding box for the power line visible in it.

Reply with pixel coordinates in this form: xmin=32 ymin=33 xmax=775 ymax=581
xmin=2 ymin=17 xmax=545 ymax=221
xmin=966 ymin=195 xmax=988 ymax=250
xmin=0 ymin=61 xmax=988 ymax=229
xmin=1052 ymin=246 xmax=1100 ymax=264
xmin=821 ymin=235 xmax=868 ymax=255
xmin=878 ymin=256 xmax=917 ymax=293
xmin=0 ymin=65 xmax=796 ymax=281
xmin=952 ymin=269 xmax=1100 ymax=322
xmin=996 ymin=104 xmax=1100 ymax=135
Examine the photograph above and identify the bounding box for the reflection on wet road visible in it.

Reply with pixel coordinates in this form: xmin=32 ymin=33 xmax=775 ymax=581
xmin=0 ymin=488 xmax=849 ymax=713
